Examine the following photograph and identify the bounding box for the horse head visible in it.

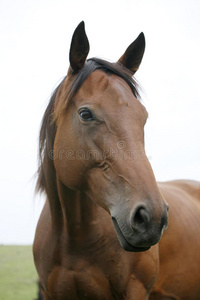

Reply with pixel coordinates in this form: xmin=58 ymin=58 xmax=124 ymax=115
xmin=53 ymin=22 xmax=168 ymax=252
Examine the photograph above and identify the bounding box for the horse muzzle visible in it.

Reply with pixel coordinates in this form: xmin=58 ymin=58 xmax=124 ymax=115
xmin=111 ymin=203 xmax=169 ymax=252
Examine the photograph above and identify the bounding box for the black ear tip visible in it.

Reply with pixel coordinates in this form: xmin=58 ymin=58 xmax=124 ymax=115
xmin=73 ymin=21 xmax=87 ymax=40
xmin=76 ymin=21 xmax=85 ymax=31
xmin=138 ymin=32 xmax=145 ymax=43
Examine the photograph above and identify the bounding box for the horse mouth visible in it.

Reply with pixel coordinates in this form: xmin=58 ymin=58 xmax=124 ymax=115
xmin=112 ymin=217 xmax=150 ymax=252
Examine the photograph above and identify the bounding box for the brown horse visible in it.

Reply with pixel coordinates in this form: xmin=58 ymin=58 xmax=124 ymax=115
xmin=33 ymin=22 xmax=200 ymax=299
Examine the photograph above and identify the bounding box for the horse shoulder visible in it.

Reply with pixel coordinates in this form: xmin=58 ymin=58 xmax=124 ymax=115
xmin=153 ymin=180 xmax=200 ymax=298
xmin=158 ymin=179 xmax=200 ymax=251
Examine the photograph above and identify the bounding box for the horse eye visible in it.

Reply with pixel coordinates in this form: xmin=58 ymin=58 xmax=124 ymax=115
xmin=79 ymin=108 xmax=94 ymax=121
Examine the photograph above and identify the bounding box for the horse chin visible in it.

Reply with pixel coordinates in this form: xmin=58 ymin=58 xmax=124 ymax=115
xmin=112 ymin=217 xmax=151 ymax=253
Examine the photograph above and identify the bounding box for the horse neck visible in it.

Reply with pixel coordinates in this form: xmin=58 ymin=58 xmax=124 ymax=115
xmin=56 ymin=179 xmax=105 ymax=247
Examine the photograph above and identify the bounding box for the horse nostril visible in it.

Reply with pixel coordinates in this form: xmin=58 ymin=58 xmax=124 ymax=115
xmin=134 ymin=208 xmax=146 ymax=226
xmin=131 ymin=206 xmax=150 ymax=232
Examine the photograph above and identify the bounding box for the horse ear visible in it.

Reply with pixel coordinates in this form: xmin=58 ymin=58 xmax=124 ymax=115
xmin=69 ymin=21 xmax=90 ymax=73
xmin=118 ymin=33 xmax=145 ymax=74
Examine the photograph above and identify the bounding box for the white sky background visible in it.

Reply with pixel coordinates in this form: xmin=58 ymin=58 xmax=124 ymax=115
xmin=0 ymin=0 xmax=200 ymax=244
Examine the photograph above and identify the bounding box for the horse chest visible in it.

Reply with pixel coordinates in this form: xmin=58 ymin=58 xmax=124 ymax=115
xmin=46 ymin=253 xmax=132 ymax=299
xmin=45 ymin=245 xmax=158 ymax=300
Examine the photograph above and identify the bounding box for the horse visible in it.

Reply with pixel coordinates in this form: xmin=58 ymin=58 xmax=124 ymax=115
xmin=33 ymin=21 xmax=200 ymax=299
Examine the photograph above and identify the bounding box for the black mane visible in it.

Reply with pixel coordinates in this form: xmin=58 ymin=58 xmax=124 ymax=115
xmin=37 ymin=58 xmax=140 ymax=193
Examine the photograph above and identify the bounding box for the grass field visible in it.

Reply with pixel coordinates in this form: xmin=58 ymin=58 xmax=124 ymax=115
xmin=0 ymin=245 xmax=38 ymax=300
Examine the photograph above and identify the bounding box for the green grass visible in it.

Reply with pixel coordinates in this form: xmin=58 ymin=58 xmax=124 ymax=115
xmin=0 ymin=245 xmax=38 ymax=300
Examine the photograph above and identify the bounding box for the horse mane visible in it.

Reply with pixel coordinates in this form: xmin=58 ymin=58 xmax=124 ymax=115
xmin=36 ymin=58 xmax=141 ymax=194
xmin=36 ymin=80 xmax=64 ymax=193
